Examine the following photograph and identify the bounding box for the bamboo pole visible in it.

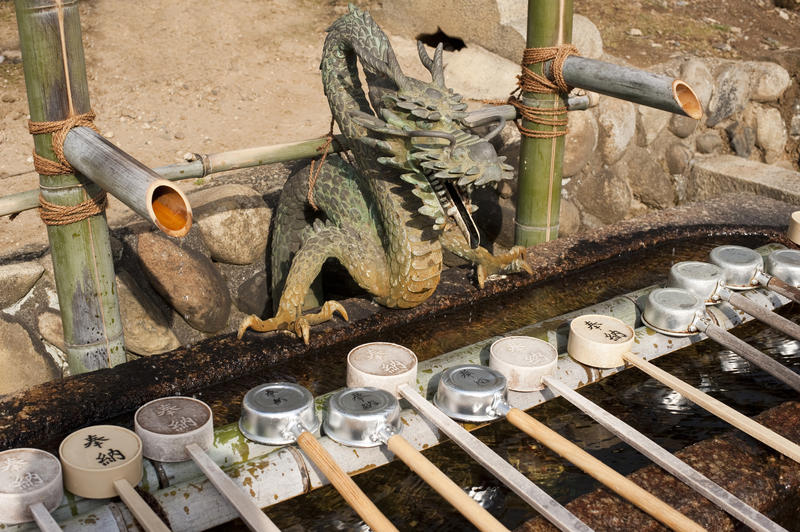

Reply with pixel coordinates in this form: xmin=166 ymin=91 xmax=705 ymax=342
xmin=514 ymin=0 xmax=573 ymax=246
xmin=14 ymin=0 xmax=124 ymax=373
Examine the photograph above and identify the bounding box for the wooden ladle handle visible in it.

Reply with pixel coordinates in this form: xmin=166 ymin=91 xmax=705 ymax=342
xmin=28 ymin=501 xmax=61 ymax=532
xmin=296 ymin=431 xmax=398 ymax=532
xmin=113 ymin=479 xmax=171 ymax=532
xmin=505 ymin=408 xmax=705 ymax=532
xmin=622 ymin=352 xmax=800 ymax=463
xmin=385 ymin=434 xmax=509 ymax=532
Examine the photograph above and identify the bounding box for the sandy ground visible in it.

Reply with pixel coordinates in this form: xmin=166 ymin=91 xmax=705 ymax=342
xmin=1 ymin=0 xmax=798 ymax=259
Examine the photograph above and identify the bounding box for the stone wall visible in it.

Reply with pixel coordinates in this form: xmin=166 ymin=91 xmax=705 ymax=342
xmin=1 ymin=12 xmax=799 ymax=395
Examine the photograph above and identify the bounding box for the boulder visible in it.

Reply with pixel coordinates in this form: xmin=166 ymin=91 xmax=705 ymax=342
xmin=695 ymin=132 xmax=725 ymax=154
xmin=637 ymin=105 xmax=670 ymax=146
xmin=754 ymin=105 xmax=788 ymax=163
xmin=668 ymin=114 xmax=698 ymax=139
xmin=0 ymin=261 xmax=44 ymax=309
xmin=558 ymin=198 xmax=581 ymax=236
xmin=595 ymin=96 xmax=636 ymax=165
xmin=137 ymin=232 xmax=231 ymax=333
xmin=745 ymin=62 xmax=792 ymax=102
xmin=117 ymin=271 xmax=180 ymax=356
xmin=572 ymin=167 xmax=633 ymax=224
xmin=37 ymin=312 xmax=66 ymax=352
xmin=665 ymin=142 xmax=693 ymax=175
xmin=188 ymin=184 xmax=272 ymax=265
xmin=0 ymin=318 xmax=59 ymax=395
xmin=706 ymin=65 xmax=750 ymax=127
xmin=613 ymin=146 xmax=675 ymax=209
xmin=725 ymin=121 xmax=756 ymax=159
xmin=572 ymin=15 xmax=603 ymax=60
xmin=442 ymin=44 xmax=518 ymax=100
xmin=680 ymin=59 xmax=713 ymax=113
xmin=563 ymin=110 xmax=598 ymax=177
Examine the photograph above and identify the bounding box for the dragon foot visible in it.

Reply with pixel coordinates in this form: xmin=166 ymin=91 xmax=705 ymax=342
xmin=476 ymin=246 xmax=533 ymax=289
xmin=237 ymin=301 xmax=349 ymax=344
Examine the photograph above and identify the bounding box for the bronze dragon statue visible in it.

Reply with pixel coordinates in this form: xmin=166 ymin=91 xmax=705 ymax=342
xmin=238 ymin=6 xmax=531 ymax=343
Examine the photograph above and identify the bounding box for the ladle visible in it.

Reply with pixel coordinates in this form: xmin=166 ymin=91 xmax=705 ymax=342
xmin=0 ymin=449 xmax=62 ymax=531
xmin=58 ymin=425 xmax=170 ymax=532
xmin=238 ymin=383 xmax=397 ymax=532
xmin=642 ymin=287 xmax=800 ymax=392
xmin=568 ymin=313 xmax=800 ymax=464
xmin=346 ymin=342 xmax=591 ymax=532
xmin=434 ymin=363 xmax=703 ymax=532
xmin=669 ymin=260 xmax=800 ymax=343
xmin=489 ymin=336 xmax=786 ymax=532
xmin=135 ymin=396 xmax=279 ymax=532
xmin=323 ymin=387 xmax=508 ymax=532
xmin=710 ymin=245 xmax=800 ymax=303
xmin=765 ymin=248 xmax=800 ymax=288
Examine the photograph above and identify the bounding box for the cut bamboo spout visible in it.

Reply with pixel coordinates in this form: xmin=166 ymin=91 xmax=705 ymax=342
xmin=543 ymin=56 xmax=703 ymax=119
xmin=63 ymin=127 xmax=192 ymax=237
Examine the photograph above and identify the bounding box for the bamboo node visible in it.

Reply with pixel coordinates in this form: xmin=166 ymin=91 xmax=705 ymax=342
xmin=508 ymin=44 xmax=578 ymax=139
xmin=38 ymin=190 xmax=107 ymax=226
xmin=307 ymin=117 xmax=336 ymax=211
xmin=28 ymin=110 xmax=100 ymax=176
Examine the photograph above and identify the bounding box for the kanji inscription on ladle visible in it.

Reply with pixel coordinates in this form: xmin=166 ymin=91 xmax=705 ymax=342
xmin=0 ymin=450 xmax=59 ymax=494
xmin=349 ymin=343 xmax=416 ymax=376
xmin=136 ymin=397 xmax=211 ymax=435
xmin=493 ymin=337 xmax=554 ymax=366
xmin=577 ymin=316 xmax=633 ymax=344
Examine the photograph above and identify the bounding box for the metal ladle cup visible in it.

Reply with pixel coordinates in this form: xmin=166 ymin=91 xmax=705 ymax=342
xmin=711 ymin=245 xmax=800 ymax=303
xmin=433 ymin=364 xmax=703 ymax=532
xmin=136 ymin=396 xmax=279 ymax=532
xmin=488 ymin=336 xmax=782 ymax=532
xmin=323 ymin=386 xmax=508 ymax=532
xmin=0 ymin=448 xmax=62 ymax=531
xmin=238 ymin=383 xmax=397 ymax=532
xmin=567 ymin=313 xmax=800 ymax=466
xmin=766 ymin=248 xmax=800 ymax=287
xmin=59 ymin=425 xmax=170 ymax=532
xmin=642 ymin=287 xmax=800 ymax=392
xmin=344 ymin=342 xmax=591 ymax=532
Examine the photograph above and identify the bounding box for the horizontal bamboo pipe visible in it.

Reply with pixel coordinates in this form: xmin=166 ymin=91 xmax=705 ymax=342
xmin=543 ymin=56 xmax=703 ymax=119
xmin=504 ymin=408 xmax=705 ymax=532
xmin=62 ymin=127 xmax=192 ymax=237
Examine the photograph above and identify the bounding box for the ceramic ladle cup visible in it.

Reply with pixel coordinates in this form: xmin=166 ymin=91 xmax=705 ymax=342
xmin=488 ymin=336 xmax=783 ymax=532
xmin=346 ymin=342 xmax=589 ymax=532
xmin=642 ymin=287 xmax=800 ymax=392
xmin=568 ymin=313 xmax=800 ymax=465
xmin=135 ymin=396 xmax=279 ymax=532
xmin=710 ymin=245 xmax=800 ymax=303
xmin=669 ymin=260 xmax=800 ymax=343
xmin=59 ymin=425 xmax=170 ymax=532
xmin=0 ymin=449 xmax=63 ymax=531
xmin=323 ymin=386 xmax=508 ymax=532
xmin=434 ymin=363 xmax=702 ymax=532
xmin=238 ymin=383 xmax=397 ymax=532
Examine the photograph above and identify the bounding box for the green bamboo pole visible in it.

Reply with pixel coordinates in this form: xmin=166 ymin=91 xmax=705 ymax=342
xmin=14 ymin=0 xmax=124 ymax=373
xmin=515 ymin=0 xmax=574 ymax=246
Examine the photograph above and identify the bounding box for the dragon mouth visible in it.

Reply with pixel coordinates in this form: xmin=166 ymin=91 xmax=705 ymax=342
xmin=428 ymin=175 xmax=480 ymax=249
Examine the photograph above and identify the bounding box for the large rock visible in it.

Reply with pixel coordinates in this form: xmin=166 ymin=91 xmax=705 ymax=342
xmin=695 ymin=132 xmax=725 ymax=154
xmin=572 ymin=15 xmax=603 ymax=60
xmin=706 ymin=65 xmax=750 ymax=127
xmin=558 ymin=198 xmax=581 ymax=236
xmin=37 ymin=311 xmax=66 ymax=352
xmin=117 ymin=271 xmax=180 ymax=356
xmin=613 ymin=146 xmax=675 ymax=209
xmin=572 ymin=167 xmax=633 ymax=224
xmin=188 ymin=184 xmax=272 ymax=265
xmin=137 ymin=232 xmax=231 ymax=333
xmin=595 ymin=96 xmax=636 ymax=165
xmin=0 ymin=318 xmax=59 ymax=395
xmin=637 ymin=105 xmax=670 ymax=146
xmin=668 ymin=114 xmax=698 ymax=139
xmin=563 ymin=110 xmax=598 ymax=176
xmin=726 ymin=121 xmax=756 ymax=159
xmin=665 ymin=142 xmax=692 ymax=175
xmin=442 ymin=44 xmax=518 ymax=100
xmin=754 ymin=105 xmax=788 ymax=163
xmin=680 ymin=59 xmax=713 ymax=113
xmin=0 ymin=261 xmax=44 ymax=309
xmin=745 ymin=61 xmax=792 ymax=103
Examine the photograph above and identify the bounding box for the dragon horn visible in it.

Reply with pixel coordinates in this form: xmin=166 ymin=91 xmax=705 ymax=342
xmin=416 ymin=41 xmax=446 ymax=87
xmin=432 ymin=42 xmax=445 ymax=87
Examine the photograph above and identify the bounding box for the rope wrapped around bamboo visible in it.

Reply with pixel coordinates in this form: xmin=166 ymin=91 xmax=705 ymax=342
xmin=27 ymin=111 xmax=107 ymax=225
xmin=509 ymin=44 xmax=578 ymax=139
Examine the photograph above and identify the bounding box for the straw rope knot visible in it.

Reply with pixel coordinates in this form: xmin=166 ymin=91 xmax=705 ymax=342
xmin=28 ymin=110 xmax=100 ymax=176
xmin=508 ymin=44 xmax=578 ymax=139
xmin=307 ymin=117 xmax=336 ymax=211
xmin=28 ymin=111 xmax=107 ymax=225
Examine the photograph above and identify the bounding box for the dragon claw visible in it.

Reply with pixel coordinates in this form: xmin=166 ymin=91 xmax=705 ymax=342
xmin=236 ymin=300 xmax=349 ymax=344
xmin=475 ymin=246 xmax=532 ymax=288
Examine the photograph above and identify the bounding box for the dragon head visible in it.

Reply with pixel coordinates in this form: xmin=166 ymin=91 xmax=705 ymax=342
xmin=350 ymin=41 xmax=514 ymax=248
